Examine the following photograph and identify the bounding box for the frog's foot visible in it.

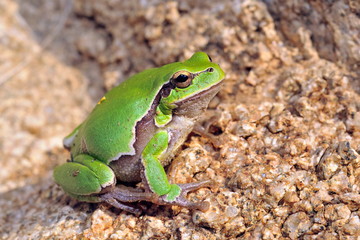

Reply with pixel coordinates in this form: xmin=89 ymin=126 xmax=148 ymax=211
xmin=193 ymin=117 xmax=222 ymax=147
xmin=157 ymin=179 xmax=212 ymax=212
xmin=100 ymin=186 xmax=159 ymax=216
xmin=101 ymin=195 xmax=142 ymax=216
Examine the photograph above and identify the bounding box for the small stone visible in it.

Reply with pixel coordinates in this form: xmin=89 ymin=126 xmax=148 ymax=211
xmin=225 ymin=205 xmax=239 ymax=218
xmin=232 ymin=122 xmax=257 ymax=137
xmin=258 ymin=42 xmax=273 ymax=61
xmin=164 ymin=2 xmax=180 ymax=23
xmin=283 ymin=191 xmax=300 ymax=203
xmin=268 ymin=182 xmax=287 ymax=202
xmin=269 ymin=103 xmax=285 ymax=118
xmin=283 ymin=212 xmax=311 ymax=239
xmin=273 ymin=206 xmax=290 ymax=218
xmin=143 ymin=218 xmax=169 ymax=238
xmin=267 ymin=113 xmax=291 ymax=134
xmin=75 ymin=30 xmax=107 ymax=58
xmin=339 ymin=193 xmax=360 ymax=204
xmin=83 ymin=209 xmax=114 ymax=240
xmin=316 ymin=146 xmax=341 ymax=180
xmin=328 ymin=171 xmax=350 ymax=193
xmin=343 ymin=215 xmax=360 ymax=235
xmin=324 ymin=204 xmax=351 ymax=222
xmin=22 ymin=115 xmax=45 ymax=135
xmin=310 ymin=223 xmax=325 ymax=234
xmin=314 ymin=188 xmax=333 ymax=203
xmin=245 ymin=70 xmax=259 ymax=86
xmin=337 ymin=141 xmax=359 ymax=164
xmin=144 ymin=26 xmax=163 ymax=40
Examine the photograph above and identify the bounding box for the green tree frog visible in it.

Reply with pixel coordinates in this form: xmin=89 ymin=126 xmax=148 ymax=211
xmin=54 ymin=52 xmax=225 ymax=215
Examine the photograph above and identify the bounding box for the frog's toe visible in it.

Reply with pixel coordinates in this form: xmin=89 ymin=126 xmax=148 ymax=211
xmin=169 ymin=196 xmax=210 ymax=212
xmin=101 ymin=195 xmax=142 ymax=216
xmin=100 ymin=186 xmax=159 ymax=215
xmin=178 ymin=179 xmax=213 ymax=194
xmin=159 ymin=180 xmax=212 ymax=212
xmin=193 ymin=120 xmax=222 ymax=147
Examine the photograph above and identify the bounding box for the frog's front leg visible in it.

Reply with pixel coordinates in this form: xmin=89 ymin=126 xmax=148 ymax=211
xmin=141 ymin=130 xmax=210 ymax=211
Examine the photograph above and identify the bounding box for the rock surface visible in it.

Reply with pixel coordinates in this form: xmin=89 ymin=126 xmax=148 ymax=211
xmin=1 ymin=0 xmax=360 ymax=239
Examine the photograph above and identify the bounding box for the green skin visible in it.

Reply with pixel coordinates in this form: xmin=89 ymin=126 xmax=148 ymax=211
xmin=53 ymin=52 xmax=225 ymax=215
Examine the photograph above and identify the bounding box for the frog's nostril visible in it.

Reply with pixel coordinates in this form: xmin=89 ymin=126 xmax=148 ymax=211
xmin=208 ymin=67 xmax=214 ymax=72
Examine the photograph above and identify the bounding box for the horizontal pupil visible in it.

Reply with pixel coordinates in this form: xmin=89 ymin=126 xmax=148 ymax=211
xmin=176 ymin=74 xmax=189 ymax=82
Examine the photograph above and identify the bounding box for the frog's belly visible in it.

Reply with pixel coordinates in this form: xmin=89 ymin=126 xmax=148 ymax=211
xmin=109 ymin=115 xmax=195 ymax=183
xmin=109 ymin=113 xmax=157 ymax=183
xmin=110 ymin=154 xmax=143 ymax=183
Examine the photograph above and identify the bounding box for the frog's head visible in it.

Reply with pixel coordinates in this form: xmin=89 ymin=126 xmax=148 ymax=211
xmin=158 ymin=52 xmax=225 ymax=120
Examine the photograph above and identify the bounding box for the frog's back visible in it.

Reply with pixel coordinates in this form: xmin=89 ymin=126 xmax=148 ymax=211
xmin=69 ymin=66 xmax=175 ymax=163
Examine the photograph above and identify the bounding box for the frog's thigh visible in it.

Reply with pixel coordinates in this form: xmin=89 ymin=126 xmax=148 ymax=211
xmin=142 ymin=130 xmax=180 ymax=198
xmin=53 ymin=154 xmax=115 ymax=197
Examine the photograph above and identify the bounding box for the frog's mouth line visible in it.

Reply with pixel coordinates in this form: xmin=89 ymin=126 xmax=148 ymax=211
xmin=173 ymin=80 xmax=224 ymax=106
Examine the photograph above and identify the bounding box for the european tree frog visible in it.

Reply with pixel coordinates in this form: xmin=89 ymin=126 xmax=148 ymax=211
xmin=54 ymin=52 xmax=225 ymax=215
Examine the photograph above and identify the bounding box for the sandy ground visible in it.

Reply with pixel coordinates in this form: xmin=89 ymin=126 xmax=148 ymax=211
xmin=1 ymin=0 xmax=360 ymax=239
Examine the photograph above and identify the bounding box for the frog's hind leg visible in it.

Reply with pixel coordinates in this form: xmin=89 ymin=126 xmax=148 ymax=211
xmin=101 ymin=185 xmax=158 ymax=202
xmin=53 ymin=154 xmax=116 ymax=198
xmin=101 ymin=193 xmax=142 ymax=216
xmin=100 ymin=186 xmax=159 ymax=216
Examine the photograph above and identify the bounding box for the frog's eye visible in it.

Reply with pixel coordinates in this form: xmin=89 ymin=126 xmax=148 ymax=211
xmin=171 ymin=71 xmax=193 ymax=88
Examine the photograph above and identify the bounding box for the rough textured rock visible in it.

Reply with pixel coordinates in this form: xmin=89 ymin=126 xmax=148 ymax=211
xmin=1 ymin=0 xmax=360 ymax=239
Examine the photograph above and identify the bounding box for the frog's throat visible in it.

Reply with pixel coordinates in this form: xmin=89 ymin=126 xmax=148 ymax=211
xmin=172 ymin=80 xmax=223 ymax=119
